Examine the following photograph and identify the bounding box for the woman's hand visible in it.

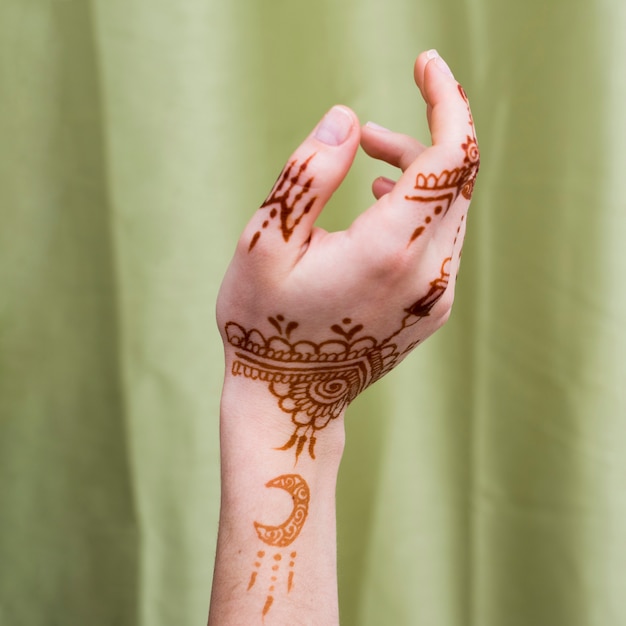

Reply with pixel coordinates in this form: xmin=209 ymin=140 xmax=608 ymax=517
xmin=216 ymin=49 xmax=479 ymax=462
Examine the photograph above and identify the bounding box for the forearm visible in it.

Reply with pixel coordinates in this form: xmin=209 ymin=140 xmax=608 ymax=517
xmin=209 ymin=375 xmax=345 ymax=626
xmin=209 ymin=49 xmax=477 ymax=624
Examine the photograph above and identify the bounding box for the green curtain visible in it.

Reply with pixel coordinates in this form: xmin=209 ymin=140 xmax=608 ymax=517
xmin=1 ymin=1 xmax=624 ymax=625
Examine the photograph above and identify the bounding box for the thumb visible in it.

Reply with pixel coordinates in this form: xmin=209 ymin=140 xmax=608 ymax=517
xmin=244 ymin=105 xmax=360 ymax=255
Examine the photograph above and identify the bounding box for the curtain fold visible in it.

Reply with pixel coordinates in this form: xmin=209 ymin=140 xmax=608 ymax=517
xmin=0 ymin=2 xmax=141 ymax=624
xmin=1 ymin=1 xmax=624 ymax=625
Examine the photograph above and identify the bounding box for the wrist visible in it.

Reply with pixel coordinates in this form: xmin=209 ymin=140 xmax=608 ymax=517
xmin=220 ymin=338 xmax=348 ymax=466
xmin=213 ymin=375 xmax=344 ymax=625
xmin=211 ymin=345 xmax=346 ymax=625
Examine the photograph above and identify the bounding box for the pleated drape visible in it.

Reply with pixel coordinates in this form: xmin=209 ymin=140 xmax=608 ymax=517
xmin=1 ymin=1 xmax=624 ymax=625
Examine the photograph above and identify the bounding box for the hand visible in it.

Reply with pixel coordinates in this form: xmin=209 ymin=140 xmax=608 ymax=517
xmin=210 ymin=51 xmax=480 ymax=625
xmin=217 ymin=50 xmax=479 ymax=462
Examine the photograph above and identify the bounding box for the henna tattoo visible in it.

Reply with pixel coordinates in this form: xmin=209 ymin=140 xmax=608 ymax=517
xmin=248 ymin=550 xmax=291 ymax=618
xmin=248 ymin=551 xmax=298 ymax=619
xmin=287 ymin=553 xmax=296 ymax=593
xmin=248 ymin=475 xmax=308 ymax=618
xmin=405 ymin=257 xmax=451 ymax=319
xmin=453 ymin=214 xmax=465 ymax=248
xmin=457 ymin=83 xmax=480 ymax=200
xmin=405 ymin=83 xmax=479 ymax=245
xmin=227 ymin=249 xmax=456 ymax=460
xmin=248 ymin=551 xmax=264 ymax=591
xmin=249 ymin=155 xmax=318 ymax=251
xmin=377 ymin=256 xmax=453 ymax=357
xmin=226 ymin=319 xmax=399 ymax=460
xmin=253 ymin=475 xmax=310 ymax=547
xmin=230 ymin=95 xmax=482 ymax=460
xmin=460 ymin=137 xmax=479 ymax=199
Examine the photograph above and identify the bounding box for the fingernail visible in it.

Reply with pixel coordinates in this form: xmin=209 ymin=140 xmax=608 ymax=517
xmin=315 ymin=106 xmax=353 ymax=145
xmin=426 ymin=49 xmax=455 ymax=79
xmin=365 ymin=121 xmax=391 ymax=132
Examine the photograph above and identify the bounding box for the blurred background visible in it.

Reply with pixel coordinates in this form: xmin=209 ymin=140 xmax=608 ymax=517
xmin=1 ymin=1 xmax=625 ymax=625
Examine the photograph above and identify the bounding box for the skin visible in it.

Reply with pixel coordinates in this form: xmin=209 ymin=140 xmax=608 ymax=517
xmin=209 ymin=50 xmax=479 ymax=626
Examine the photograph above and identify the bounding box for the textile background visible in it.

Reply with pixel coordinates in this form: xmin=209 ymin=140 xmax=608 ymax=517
xmin=1 ymin=1 xmax=624 ymax=625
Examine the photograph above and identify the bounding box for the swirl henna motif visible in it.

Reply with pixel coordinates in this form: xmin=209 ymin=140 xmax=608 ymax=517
xmin=226 ymin=261 xmax=456 ymax=460
xmin=226 ymin=317 xmax=399 ymax=460
xmin=231 ymin=96 xmax=480 ymax=460
xmin=237 ymin=264 xmax=455 ymax=613
xmin=249 ymin=154 xmax=318 ymax=251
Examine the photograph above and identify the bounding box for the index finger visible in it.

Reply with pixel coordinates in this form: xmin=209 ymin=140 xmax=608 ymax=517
xmin=388 ymin=51 xmax=480 ymax=224
xmin=350 ymin=51 xmax=479 ymax=255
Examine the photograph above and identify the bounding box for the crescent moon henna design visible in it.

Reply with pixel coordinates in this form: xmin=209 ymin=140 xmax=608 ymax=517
xmin=247 ymin=475 xmax=308 ymax=618
xmin=405 ymin=83 xmax=480 ymax=246
xmin=249 ymin=154 xmax=318 ymax=252
xmin=248 ymin=474 xmax=311 ymax=617
xmin=226 ymin=318 xmax=400 ymax=460
xmin=253 ymin=474 xmax=310 ymax=547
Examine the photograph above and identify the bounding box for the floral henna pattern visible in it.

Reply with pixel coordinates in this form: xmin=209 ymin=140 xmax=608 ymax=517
xmin=232 ymin=86 xmax=480 ymax=459
xmin=225 ymin=258 xmax=454 ymax=461
xmin=249 ymin=154 xmax=318 ymax=251
xmin=405 ymin=83 xmax=480 ymax=245
xmin=226 ymin=318 xmax=399 ymax=460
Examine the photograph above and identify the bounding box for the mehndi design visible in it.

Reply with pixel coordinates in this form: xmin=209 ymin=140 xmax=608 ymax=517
xmin=247 ymin=475 xmax=309 ymax=618
xmin=249 ymin=154 xmax=318 ymax=251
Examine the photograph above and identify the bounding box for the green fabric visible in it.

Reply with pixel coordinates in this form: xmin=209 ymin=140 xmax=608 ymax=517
xmin=1 ymin=1 xmax=624 ymax=625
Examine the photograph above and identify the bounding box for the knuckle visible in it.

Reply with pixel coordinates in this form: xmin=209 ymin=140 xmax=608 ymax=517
xmin=371 ymin=243 xmax=414 ymax=279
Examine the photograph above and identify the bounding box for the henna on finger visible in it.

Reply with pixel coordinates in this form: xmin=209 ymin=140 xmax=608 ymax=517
xmin=405 ymin=84 xmax=479 ymax=246
xmin=249 ymin=154 xmax=319 ymax=251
